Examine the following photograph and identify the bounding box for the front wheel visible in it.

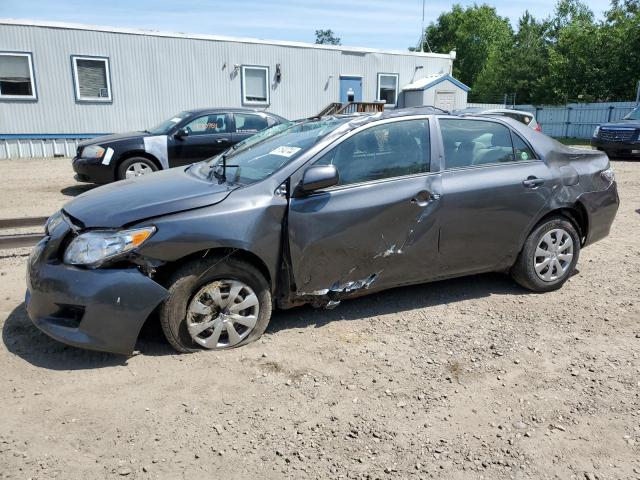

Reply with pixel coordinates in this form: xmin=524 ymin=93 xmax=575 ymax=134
xmin=117 ymin=157 xmax=158 ymax=181
xmin=511 ymin=216 xmax=580 ymax=292
xmin=159 ymin=255 xmax=272 ymax=353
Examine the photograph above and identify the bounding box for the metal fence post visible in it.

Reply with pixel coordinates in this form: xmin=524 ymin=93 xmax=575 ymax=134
xmin=564 ymin=106 xmax=572 ymax=138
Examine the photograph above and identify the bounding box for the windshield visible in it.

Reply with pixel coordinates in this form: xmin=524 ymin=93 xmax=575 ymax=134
xmin=623 ymin=106 xmax=640 ymax=120
xmin=231 ymin=120 xmax=299 ymax=153
xmin=147 ymin=112 xmax=191 ymax=135
xmin=209 ymin=117 xmax=350 ymax=185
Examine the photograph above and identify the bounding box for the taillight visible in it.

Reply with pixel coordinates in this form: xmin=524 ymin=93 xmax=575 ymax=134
xmin=535 ymin=124 xmax=542 ymax=132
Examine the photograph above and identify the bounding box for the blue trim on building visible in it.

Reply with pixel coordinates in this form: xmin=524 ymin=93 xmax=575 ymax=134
xmin=0 ymin=134 xmax=110 ymax=140
xmin=413 ymin=74 xmax=470 ymax=92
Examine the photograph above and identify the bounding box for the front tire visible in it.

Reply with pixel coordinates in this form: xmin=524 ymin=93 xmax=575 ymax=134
xmin=159 ymin=255 xmax=272 ymax=353
xmin=511 ymin=216 xmax=580 ymax=292
xmin=117 ymin=157 xmax=158 ymax=180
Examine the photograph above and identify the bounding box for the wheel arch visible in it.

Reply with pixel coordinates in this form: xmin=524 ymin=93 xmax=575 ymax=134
xmin=153 ymin=247 xmax=273 ymax=292
xmin=524 ymin=204 xmax=589 ymax=251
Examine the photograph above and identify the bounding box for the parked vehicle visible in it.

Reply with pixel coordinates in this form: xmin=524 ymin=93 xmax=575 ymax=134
xmin=72 ymin=108 xmax=287 ymax=183
xmin=456 ymin=108 xmax=541 ymax=131
xmin=27 ymin=108 xmax=619 ymax=355
xmin=591 ymin=105 xmax=640 ymax=158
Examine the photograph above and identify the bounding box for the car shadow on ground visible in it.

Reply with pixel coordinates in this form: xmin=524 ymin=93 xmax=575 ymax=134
xmin=3 ymin=272 xmax=529 ymax=370
xmin=60 ymin=184 xmax=98 ymax=197
xmin=267 ymin=272 xmax=525 ymax=335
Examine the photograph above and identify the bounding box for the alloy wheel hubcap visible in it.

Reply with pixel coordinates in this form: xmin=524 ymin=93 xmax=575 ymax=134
xmin=186 ymin=279 xmax=259 ymax=349
xmin=125 ymin=162 xmax=152 ymax=178
xmin=534 ymin=228 xmax=574 ymax=282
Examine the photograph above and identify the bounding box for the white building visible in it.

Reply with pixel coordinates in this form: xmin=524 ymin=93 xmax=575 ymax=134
xmin=0 ymin=19 xmax=462 ymax=158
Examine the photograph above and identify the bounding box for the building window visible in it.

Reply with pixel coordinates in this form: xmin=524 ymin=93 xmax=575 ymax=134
xmin=71 ymin=56 xmax=112 ymax=102
xmin=241 ymin=66 xmax=269 ymax=105
xmin=0 ymin=52 xmax=36 ymax=100
xmin=377 ymin=73 xmax=399 ymax=106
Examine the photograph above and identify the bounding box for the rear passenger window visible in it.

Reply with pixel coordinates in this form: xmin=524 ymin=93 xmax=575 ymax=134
xmin=235 ymin=113 xmax=268 ymax=133
xmin=511 ymin=133 xmax=536 ymax=161
xmin=440 ymin=119 xmax=534 ymax=169
xmin=314 ymin=119 xmax=430 ymax=186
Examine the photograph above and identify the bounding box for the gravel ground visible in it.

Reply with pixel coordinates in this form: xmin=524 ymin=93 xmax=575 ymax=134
xmin=0 ymin=156 xmax=638 ymax=480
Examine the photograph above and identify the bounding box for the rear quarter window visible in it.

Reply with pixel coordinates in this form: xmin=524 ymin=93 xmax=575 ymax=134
xmin=440 ymin=118 xmax=537 ymax=169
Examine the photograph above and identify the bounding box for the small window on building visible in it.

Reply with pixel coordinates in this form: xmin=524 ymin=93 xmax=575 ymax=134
xmin=71 ymin=56 xmax=112 ymax=102
xmin=0 ymin=52 xmax=36 ymax=100
xmin=241 ymin=66 xmax=269 ymax=105
xmin=377 ymin=73 xmax=399 ymax=106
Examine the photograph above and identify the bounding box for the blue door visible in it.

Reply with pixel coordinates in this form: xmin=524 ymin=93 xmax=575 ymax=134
xmin=340 ymin=76 xmax=362 ymax=103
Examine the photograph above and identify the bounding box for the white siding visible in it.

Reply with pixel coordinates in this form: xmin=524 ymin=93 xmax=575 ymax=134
xmin=0 ymin=22 xmax=453 ymax=138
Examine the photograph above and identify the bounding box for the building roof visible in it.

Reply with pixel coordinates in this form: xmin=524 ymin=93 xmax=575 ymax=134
xmin=0 ymin=18 xmax=455 ymax=60
xmin=402 ymin=73 xmax=470 ymax=92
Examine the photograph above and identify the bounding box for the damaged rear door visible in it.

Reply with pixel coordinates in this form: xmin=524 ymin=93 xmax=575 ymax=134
xmin=287 ymin=117 xmax=442 ymax=297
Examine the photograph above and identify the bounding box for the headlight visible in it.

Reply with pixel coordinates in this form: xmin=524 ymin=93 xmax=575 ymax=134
xmin=44 ymin=210 xmax=65 ymax=235
xmin=600 ymin=167 xmax=615 ymax=183
xmin=593 ymin=126 xmax=600 ymax=138
xmin=81 ymin=145 xmax=106 ymax=159
xmin=63 ymin=226 xmax=156 ymax=268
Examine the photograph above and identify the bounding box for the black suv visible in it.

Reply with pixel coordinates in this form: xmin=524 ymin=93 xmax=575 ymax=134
xmin=72 ymin=108 xmax=287 ymax=183
xmin=591 ymin=105 xmax=640 ymax=158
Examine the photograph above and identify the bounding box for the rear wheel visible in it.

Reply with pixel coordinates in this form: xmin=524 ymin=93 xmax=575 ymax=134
xmin=159 ymin=255 xmax=272 ymax=353
xmin=117 ymin=157 xmax=158 ymax=180
xmin=511 ymin=216 xmax=580 ymax=292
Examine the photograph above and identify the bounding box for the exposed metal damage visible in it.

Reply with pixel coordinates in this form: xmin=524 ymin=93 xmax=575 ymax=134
xmin=300 ymin=272 xmax=382 ymax=309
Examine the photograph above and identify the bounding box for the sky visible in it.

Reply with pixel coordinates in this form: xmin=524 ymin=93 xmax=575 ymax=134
xmin=0 ymin=0 xmax=613 ymax=51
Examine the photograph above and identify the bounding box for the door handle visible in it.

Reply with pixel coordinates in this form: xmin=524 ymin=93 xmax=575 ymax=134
xmin=216 ymin=138 xmax=230 ymax=143
xmin=522 ymin=176 xmax=545 ymax=188
xmin=411 ymin=190 xmax=440 ymax=206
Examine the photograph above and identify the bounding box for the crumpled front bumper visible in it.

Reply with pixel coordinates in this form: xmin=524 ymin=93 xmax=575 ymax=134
xmin=25 ymin=232 xmax=169 ymax=355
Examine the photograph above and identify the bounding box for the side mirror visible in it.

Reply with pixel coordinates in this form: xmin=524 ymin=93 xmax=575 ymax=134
xmin=175 ymin=127 xmax=189 ymax=139
xmin=299 ymin=165 xmax=339 ymax=194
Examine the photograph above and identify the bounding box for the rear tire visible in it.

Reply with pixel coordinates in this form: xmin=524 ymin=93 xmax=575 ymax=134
xmin=511 ymin=216 xmax=580 ymax=292
xmin=159 ymin=255 xmax=272 ymax=353
xmin=117 ymin=157 xmax=158 ymax=181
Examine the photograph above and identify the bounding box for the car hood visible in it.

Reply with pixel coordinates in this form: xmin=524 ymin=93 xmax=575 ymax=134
xmin=64 ymin=165 xmax=236 ymax=228
xmin=78 ymin=131 xmax=151 ymax=147
xmin=599 ymin=119 xmax=640 ymax=128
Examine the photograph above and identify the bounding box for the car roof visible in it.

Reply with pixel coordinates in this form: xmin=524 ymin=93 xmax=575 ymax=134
xmin=184 ymin=108 xmax=286 ymax=120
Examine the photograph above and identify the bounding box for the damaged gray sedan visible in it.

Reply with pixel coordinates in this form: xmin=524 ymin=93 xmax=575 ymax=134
xmin=26 ymin=108 xmax=619 ymax=355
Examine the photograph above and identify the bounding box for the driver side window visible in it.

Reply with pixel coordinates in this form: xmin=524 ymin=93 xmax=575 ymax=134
xmin=314 ymin=119 xmax=430 ymax=186
xmin=183 ymin=114 xmax=231 ymax=135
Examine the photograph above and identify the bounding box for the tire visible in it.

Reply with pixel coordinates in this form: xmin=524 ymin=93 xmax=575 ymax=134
xmin=511 ymin=216 xmax=581 ymax=292
xmin=159 ymin=255 xmax=272 ymax=353
xmin=117 ymin=156 xmax=158 ymax=181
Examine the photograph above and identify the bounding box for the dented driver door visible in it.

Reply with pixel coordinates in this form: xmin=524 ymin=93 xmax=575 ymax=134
xmin=287 ymin=117 xmax=442 ymax=297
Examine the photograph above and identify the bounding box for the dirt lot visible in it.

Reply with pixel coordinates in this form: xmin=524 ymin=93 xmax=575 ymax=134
xmin=0 ymin=157 xmax=638 ymax=480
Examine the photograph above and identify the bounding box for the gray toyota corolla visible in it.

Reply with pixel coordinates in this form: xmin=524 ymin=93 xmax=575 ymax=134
xmin=26 ymin=108 xmax=619 ymax=355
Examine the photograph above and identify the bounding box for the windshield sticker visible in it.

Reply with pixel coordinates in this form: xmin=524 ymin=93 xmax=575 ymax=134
xmin=520 ymin=151 xmax=529 ymax=160
xmin=270 ymin=146 xmax=302 ymax=157
xmin=170 ymin=117 xmax=182 ymax=123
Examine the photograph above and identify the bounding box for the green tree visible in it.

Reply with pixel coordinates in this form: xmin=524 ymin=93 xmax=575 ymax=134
xmin=421 ymin=5 xmax=513 ymax=87
xmin=546 ymin=0 xmax=607 ymax=102
xmin=315 ymin=29 xmax=341 ymax=45
xmin=474 ymin=12 xmax=553 ymax=104
xmin=600 ymin=0 xmax=640 ymax=100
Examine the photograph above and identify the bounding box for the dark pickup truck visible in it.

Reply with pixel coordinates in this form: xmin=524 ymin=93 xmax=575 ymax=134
xmin=591 ymin=105 xmax=640 ymax=158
